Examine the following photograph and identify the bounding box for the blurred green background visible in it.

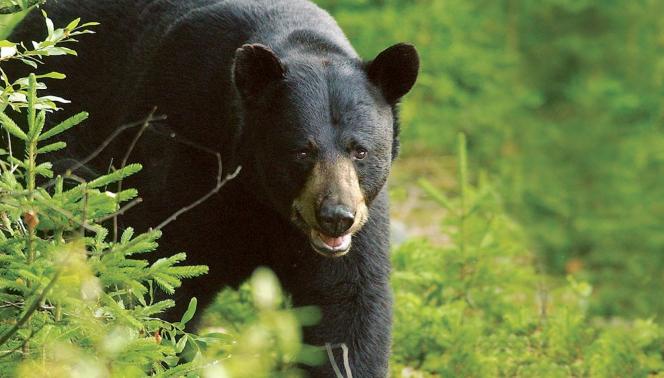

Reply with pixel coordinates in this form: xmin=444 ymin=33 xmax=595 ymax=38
xmin=315 ymin=0 xmax=664 ymax=321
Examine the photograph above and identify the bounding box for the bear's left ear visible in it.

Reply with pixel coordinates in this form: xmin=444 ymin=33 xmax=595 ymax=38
xmin=366 ymin=43 xmax=420 ymax=105
xmin=233 ymin=43 xmax=285 ymax=100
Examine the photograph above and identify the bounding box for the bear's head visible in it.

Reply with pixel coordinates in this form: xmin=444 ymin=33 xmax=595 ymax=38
xmin=233 ymin=43 xmax=419 ymax=257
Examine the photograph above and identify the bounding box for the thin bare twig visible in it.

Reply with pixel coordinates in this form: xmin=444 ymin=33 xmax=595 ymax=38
xmin=67 ymin=113 xmax=166 ymax=176
xmin=113 ymin=108 xmax=156 ymax=241
xmin=97 ymin=197 xmax=143 ymax=223
xmin=0 ymin=301 xmax=23 ymax=309
xmin=155 ymin=164 xmax=241 ymax=231
xmin=4 ymin=128 xmax=17 ymax=174
xmin=143 ymin=122 xmax=242 ymax=230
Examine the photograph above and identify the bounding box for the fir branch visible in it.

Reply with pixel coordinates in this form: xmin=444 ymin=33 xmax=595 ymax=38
xmin=0 ymin=268 xmax=60 ymax=346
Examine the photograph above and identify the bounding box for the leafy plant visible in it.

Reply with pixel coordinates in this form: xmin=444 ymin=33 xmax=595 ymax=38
xmin=389 ymin=134 xmax=663 ymax=377
xmin=0 ymin=14 xmax=213 ymax=376
xmin=201 ymin=268 xmax=324 ymax=377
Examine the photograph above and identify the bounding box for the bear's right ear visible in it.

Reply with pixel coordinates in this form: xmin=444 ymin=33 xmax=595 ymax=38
xmin=233 ymin=44 xmax=285 ymax=100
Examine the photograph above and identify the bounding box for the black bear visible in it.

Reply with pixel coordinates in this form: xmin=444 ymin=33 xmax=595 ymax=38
xmin=9 ymin=0 xmax=419 ymax=376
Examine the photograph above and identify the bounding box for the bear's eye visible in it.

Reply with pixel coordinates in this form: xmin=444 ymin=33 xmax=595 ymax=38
xmin=352 ymin=147 xmax=368 ymax=160
xmin=295 ymin=149 xmax=311 ymax=160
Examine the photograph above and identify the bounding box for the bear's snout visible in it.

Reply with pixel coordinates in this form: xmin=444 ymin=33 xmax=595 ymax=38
xmin=291 ymin=157 xmax=369 ymax=257
xmin=316 ymin=202 xmax=355 ymax=237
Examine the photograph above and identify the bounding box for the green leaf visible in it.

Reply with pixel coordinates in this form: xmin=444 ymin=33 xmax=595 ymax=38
xmin=180 ymin=297 xmax=197 ymax=326
xmin=43 ymin=46 xmax=77 ymax=56
xmin=19 ymin=59 xmax=37 ymax=69
xmin=38 ymin=111 xmax=88 ymax=140
xmin=153 ymin=276 xmax=176 ymax=295
xmin=66 ymin=18 xmax=81 ymax=31
xmin=34 ymin=162 xmax=53 ymax=178
xmin=86 ymin=163 xmax=142 ymax=189
xmin=175 ymin=334 xmax=188 ymax=353
xmin=27 ymin=74 xmax=36 ymax=132
xmin=167 ymin=265 xmax=208 ymax=279
xmin=101 ymin=293 xmax=143 ymax=329
xmin=121 ymin=227 xmax=135 ymax=244
xmin=135 ymin=300 xmax=174 ymax=317
xmin=28 ymin=109 xmax=45 ymax=140
xmin=0 ymin=112 xmax=27 ymax=140
xmin=151 ymin=253 xmax=186 ymax=271
xmin=43 ymin=11 xmax=54 ymax=36
xmin=36 ymin=72 xmax=66 ymax=80
xmin=39 ymin=95 xmax=70 ymax=104
xmin=36 ymin=141 xmax=66 ymax=154
xmin=116 ymin=188 xmax=138 ymax=202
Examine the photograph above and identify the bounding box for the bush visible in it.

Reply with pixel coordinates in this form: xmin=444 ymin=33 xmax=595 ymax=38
xmin=0 ymin=13 xmax=209 ymax=376
xmin=389 ymin=135 xmax=664 ymax=377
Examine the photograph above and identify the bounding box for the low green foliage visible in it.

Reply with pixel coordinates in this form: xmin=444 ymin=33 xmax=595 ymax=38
xmin=0 ymin=15 xmax=208 ymax=376
xmin=202 ymin=268 xmax=324 ymax=377
xmin=390 ymin=135 xmax=663 ymax=377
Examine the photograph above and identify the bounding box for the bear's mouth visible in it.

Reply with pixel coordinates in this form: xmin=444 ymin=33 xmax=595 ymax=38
xmin=293 ymin=209 xmax=352 ymax=257
xmin=309 ymin=229 xmax=352 ymax=257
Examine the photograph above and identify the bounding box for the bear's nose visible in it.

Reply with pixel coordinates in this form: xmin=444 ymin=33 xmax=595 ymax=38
xmin=317 ymin=203 xmax=355 ymax=237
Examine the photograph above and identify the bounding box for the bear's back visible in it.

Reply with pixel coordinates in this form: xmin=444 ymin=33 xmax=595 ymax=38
xmin=8 ymin=0 xmax=354 ymax=158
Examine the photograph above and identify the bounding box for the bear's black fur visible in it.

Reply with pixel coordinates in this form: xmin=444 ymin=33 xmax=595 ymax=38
xmin=9 ymin=1 xmax=419 ymax=376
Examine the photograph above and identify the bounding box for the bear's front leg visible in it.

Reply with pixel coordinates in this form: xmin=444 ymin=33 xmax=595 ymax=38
xmin=304 ymin=278 xmax=392 ymax=378
xmin=286 ymin=230 xmax=392 ymax=378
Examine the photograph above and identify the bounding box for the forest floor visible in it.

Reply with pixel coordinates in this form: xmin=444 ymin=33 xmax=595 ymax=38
xmin=388 ymin=152 xmax=456 ymax=246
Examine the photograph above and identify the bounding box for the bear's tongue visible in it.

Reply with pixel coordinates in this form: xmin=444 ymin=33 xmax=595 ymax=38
xmin=318 ymin=232 xmax=347 ymax=248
